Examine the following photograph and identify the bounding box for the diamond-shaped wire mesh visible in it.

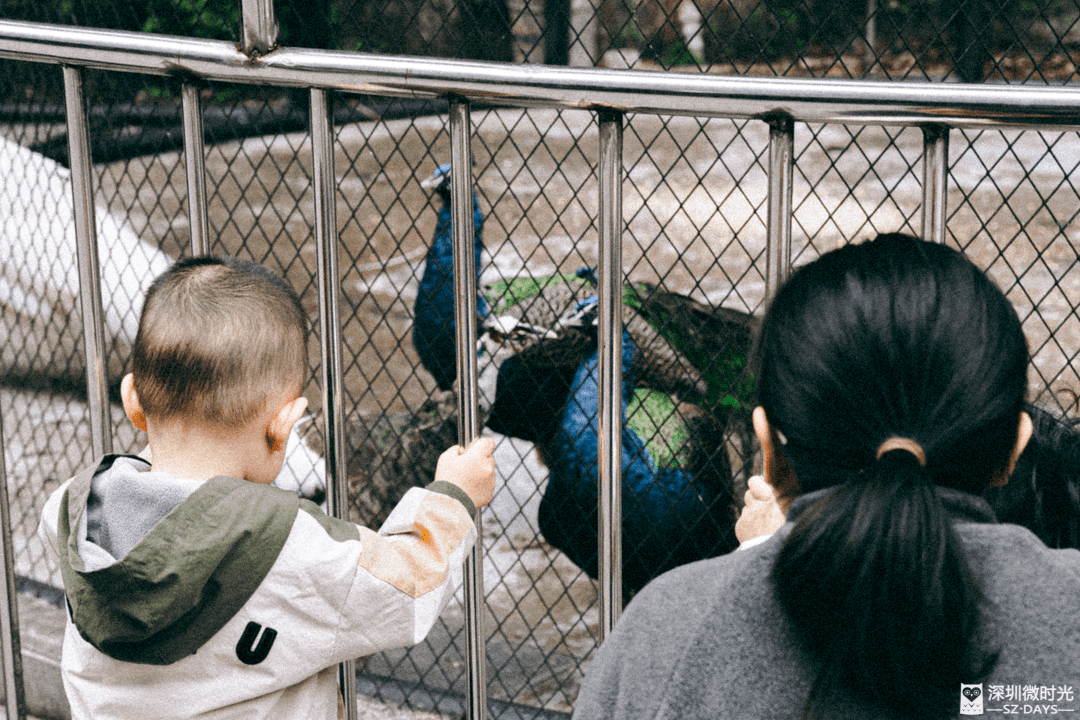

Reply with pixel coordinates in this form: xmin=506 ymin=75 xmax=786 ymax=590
xmin=949 ymin=128 xmax=1080 ymax=418
xmin=3 ymin=0 xmax=1080 ymax=716
xmin=792 ymin=124 xmax=925 ymax=264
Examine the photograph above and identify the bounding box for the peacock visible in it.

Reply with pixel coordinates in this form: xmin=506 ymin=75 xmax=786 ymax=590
xmin=406 ymin=163 xmax=1080 ymax=591
xmin=986 ymin=403 xmax=1080 ymax=550
xmin=411 ymin=163 xmax=758 ymax=595
xmin=412 ymin=163 xmax=487 ymax=393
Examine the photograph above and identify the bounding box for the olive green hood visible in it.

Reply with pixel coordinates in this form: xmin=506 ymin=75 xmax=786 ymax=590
xmin=57 ymin=455 xmax=308 ymax=665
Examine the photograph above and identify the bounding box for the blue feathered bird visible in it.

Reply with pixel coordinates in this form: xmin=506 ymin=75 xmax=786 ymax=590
xmin=987 ymin=403 xmax=1080 ymax=550
xmin=409 ymin=164 xmax=1080 ymax=593
xmin=412 ymin=163 xmax=487 ymax=391
xmin=412 ymin=164 xmax=755 ymax=595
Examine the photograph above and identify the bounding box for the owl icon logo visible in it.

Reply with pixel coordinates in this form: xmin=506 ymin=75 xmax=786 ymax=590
xmin=961 ymin=684 xmax=984 ymax=715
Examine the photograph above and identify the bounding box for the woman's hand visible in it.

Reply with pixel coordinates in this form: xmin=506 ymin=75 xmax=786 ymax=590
xmin=735 ymin=475 xmax=786 ymax=546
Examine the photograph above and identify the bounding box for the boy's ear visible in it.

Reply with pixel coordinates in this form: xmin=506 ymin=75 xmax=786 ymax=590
xmin=121 ymin=374 xmax=148 ymax=432
xmin=265 ymin=396 xmax=309 ymax=453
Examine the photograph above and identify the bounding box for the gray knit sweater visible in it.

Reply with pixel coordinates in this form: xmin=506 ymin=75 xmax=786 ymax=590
xmin=572 ymin=488 xmax=1080 ymax=719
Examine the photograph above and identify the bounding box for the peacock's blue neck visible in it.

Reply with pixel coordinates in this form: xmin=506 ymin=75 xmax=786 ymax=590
xmin=423 ymin=197 xmax=485 ymax=302
xmin=412 ymin=195 xmax=487 ymax=391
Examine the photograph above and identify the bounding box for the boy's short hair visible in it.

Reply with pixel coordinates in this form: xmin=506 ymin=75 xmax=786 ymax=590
xmin=131 ymin=256 xmax=308 ymax=427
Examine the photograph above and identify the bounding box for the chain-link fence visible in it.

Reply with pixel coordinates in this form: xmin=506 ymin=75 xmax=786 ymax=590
xmin=5 ymin=0 xmax=1079 ymax=78
xmin=2 ymin=1 xmax=1080 ymax=718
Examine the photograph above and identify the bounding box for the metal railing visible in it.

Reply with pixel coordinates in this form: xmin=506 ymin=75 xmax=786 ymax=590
xmin=2 ymin=5 xmax=1080 ymax=719
xmin=9 ymin=0 xmax=1073 ymax=85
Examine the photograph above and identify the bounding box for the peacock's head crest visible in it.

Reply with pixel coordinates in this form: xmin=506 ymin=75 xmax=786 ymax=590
xmin=420 ymin=163 xmax=453 ymax=203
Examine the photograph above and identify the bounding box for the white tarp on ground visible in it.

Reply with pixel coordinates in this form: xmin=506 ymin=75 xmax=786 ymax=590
xmin=0 ymin=136 xmax=171 ymax=388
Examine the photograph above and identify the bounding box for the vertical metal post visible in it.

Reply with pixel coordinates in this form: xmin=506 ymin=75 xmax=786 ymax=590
xmin=449 ymin=99 xmax=486 ymax=720
xmin=240 ymin=0 xmax=279 ymax=55
xmin=182 ymin=83 xmax=210 ymax=256
xmin=921 ymin=125 xmax=950 ymax=244
xmin=310 ymin=88 xmax=358 ymax=720
xmin=64 ymin=65 xmax=112 ymax=458
xmin=765 ymin=116 xmax=794 ymax=303
xmin=597 ymin=108 xmax=624 ymax=639
xmin=0 ymin=413 xmax=27 ymax=720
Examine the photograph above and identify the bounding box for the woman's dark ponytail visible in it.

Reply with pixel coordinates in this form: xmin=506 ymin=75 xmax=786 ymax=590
xmin=773 ymin=450 xmax=989 ymax=717
xmin=756 ymin=234 xmax=1027 ymax=718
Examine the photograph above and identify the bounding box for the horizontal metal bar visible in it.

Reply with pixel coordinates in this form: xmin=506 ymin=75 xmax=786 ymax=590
xmin=4 ymin=20 xmax=1080 ymax=130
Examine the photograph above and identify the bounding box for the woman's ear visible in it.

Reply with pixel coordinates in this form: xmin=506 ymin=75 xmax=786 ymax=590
xmin=988 ymin=410 xmax=1034 ymax=488
xmin=752 ymin=406 xmax=798 ymax=512
xmin=752 ymin=406 xmax=774 ymax=478
xmin=121 ymin=374 xmax=148 ymax=432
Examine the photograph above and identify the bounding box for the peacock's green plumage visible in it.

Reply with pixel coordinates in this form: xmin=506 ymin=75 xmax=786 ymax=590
xmin=482 ymin=272 xmax=757 ymax=476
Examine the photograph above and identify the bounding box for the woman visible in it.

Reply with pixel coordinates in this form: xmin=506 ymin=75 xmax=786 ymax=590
xmin=572 ymin=233 xmax=1080 ymax=719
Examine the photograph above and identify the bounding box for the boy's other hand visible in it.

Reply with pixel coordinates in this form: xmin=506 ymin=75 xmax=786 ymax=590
xmin=436 ymin=437 xmax=497 ymax=509
xmin=735 ymin=475 xmax=786 ymax=545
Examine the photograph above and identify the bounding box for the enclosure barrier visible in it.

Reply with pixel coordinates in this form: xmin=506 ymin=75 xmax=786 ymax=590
xmin=4 ymin=13 xmax=1080 ymax=720
xmin=0 ymin=411 xmax=25 ymax=720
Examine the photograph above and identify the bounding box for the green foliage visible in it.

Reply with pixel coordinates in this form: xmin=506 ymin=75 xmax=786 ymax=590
xmin=140 ymin=0 xmax=239 ymax=40
xmin=658 ymin=39 xmax=702 ymax=66
xmin=145 ymin=84 xmax=173 ymax=99
xmin=612 ymin=23 xmax=645 ymax=50
xmin=706 ymin=4 xmax=802 ymax=62
xmin=134 ymin=0 xmax=238 ymax=100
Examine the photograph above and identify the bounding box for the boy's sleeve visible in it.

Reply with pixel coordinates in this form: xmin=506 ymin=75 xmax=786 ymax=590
xmin=328 ymin=485 xmax=477 ymax=662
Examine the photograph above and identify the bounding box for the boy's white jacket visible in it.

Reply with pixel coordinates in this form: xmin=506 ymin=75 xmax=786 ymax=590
xmin=38 ymin=454 xmax=478 ymax=720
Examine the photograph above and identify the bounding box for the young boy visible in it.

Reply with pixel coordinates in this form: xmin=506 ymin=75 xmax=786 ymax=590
xmin=37 ymin=256 xmax=496 ymax=720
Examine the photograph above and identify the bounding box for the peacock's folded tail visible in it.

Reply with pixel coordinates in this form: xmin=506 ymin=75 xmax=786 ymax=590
xmin=483 ymin=273 xmax=710 ymax=405
xmin=626 ymin=283 xmax=758 ymax=415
